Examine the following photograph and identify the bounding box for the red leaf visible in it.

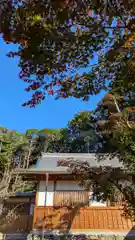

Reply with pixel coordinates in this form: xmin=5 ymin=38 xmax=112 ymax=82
xmin=31 ymin=82 xmax=40 ymax=90
xmin=25 ymin=87 xmax=31 ymax=92
xmin=116 ymin=19 xmax=120 ymax=27
xmin=48 ymin=89 xmax=54 ymax=96
xmin=89 ymin=10 xmax=93 ymax=17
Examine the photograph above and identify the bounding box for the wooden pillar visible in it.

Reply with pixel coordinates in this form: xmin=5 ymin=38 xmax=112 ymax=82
xmin=32 ymin=186 xmax=39 ymax=230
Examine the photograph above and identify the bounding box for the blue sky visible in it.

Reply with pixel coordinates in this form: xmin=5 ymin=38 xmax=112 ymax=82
xmin=0 ymin=38 xmax=105 ymax=133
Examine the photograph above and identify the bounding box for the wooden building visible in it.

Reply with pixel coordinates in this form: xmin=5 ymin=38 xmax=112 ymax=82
xmin=16 ymin=153 xmax=135 ymax=237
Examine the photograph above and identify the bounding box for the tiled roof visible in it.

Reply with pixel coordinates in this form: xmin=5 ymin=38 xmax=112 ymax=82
xmin=14 ymin=154 xmax=124 ymax=175
xmin=33 ymin=153 xmax=123 ymax=173
xmin=34 ymin=207 xmax=135 ymax=233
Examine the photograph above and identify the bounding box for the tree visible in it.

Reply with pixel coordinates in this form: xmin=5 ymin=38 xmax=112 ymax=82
xmin=2 ymin=0 xmax=134 ymax=106
xmin=67 ymin=111 xmax=102 ymax=153
xmin=54 ymin=92 xmax=135 ymax=219
xmin=0 ymin=126 xmax=49 ymax=202
xmin=26 ymin=127 xmax=70 ymax=152
xmin=0 ymin=130 xmax=27 ymax=215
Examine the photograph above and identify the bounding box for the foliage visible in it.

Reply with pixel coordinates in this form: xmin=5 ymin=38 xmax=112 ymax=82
xmin=28 ymin=111 xmax=105 ymax=153
xmin=1 ymin=1 xmax=135 ymax=107
xmin=54 ymin=93 xmax=135 ymax=218
xmin=1 ymin=92 xmax=135 ymax=216
xmin=1 ymin=0 xmax=129 ymax=106
xmin=67 ymin=111 xmax=102 ymax=153
xmin=0 ymin=126 xmax=49 ymax=201
xmin=1 ymin=93 xmax=135 ymax=219
xmin=26 ymin=127 xmax=70 ymax=152
xmin=0 ymin=127 xmax=28 ymax=171
xmin=27 ymin=233 xmax=133 ymax=240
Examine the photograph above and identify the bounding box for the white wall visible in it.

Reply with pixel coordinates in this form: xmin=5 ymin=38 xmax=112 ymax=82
xmin=46 ymin=181 xmax=54 ymax=206
xmin=37 ymin=181 xmax=46 ymax=206
xmin=37 ymin=181 xmax=54 ymax=206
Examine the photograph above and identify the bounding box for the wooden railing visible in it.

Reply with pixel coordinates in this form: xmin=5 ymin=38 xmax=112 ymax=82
xmin=54 ymin=190 xmax=89 ymax=207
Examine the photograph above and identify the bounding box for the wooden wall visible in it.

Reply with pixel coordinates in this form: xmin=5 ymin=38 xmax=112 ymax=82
xmin=33 ymin=206 xmax=135 ymax=233
xmin=0 ymin=196 xmax=34 ymax=234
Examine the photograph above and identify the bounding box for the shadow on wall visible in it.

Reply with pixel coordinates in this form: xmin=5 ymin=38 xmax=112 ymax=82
xmin=125 ymin=226 xmax=135 ymax=239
